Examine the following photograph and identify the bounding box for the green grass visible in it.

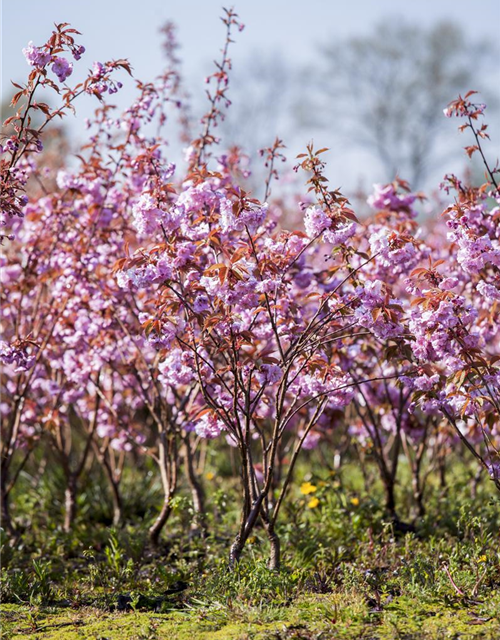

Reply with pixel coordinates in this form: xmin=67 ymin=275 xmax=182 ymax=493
xmin=2 ymin=459 xmax=500 ymax=639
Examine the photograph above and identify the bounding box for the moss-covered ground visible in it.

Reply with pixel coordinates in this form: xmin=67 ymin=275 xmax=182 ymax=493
xmin=3 ymin=593 xmax=500 ymax=640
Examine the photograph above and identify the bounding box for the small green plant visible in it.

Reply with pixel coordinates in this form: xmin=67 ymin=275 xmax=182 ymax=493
xmin=24 ymin=605 xmax=40 ymax=632
xmin=104 ymin=529 xmax=134 ymax=589
xmin=30 ymin=559 xmax=53 ymax=601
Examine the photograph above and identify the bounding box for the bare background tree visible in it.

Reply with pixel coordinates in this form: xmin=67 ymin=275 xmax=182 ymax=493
xmin=216 ymin=20 xmax=498 ymax=193
xmin=309 ymin=20 xmax=498 ymax=187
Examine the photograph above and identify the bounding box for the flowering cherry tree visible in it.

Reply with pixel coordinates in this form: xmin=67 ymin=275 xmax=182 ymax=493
xmin=404 ymin=93 xmax=500 ymax=490
xmin=119 ymin=106 xmax=421 ymax=567
xmin=2 ymin=10 xmax=499 ymax=571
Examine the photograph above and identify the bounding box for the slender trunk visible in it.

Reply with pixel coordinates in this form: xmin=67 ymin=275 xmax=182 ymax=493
xmin=471 ymin=466 xmax=483 ymax=500
xmin=229 ymin=478 xmax=251 ymax=569
xmin=229 ymin=533 xmax=244 ymax=568
xmin=372 ymin=449 xmax=398 ymax=521
xmin=268 ymin=531 xmax=280 ymax=570
xmin=383 ymin=475 xmax=397 ymax=520
xmin=413 ymin=477 xmax=426 ymax=518
xmin=355 ymin=446 xmax=372 ymax=495
xmin=150 ymin=420 xmax=176 ymax=547
xmin=229 ymin=499 xmax=249 ymax=569
xmin=438 ymin=454 xmax=447 ymax=490
xmin=184 ymin=439 xmax=206 ymax=534
xmin=110 ymin=478 xmax=123 ymax=527
xmin=228 ymin=440 xmax=268 ymax=570
xmin=230 ymin=501 xmax=281 ymax=570
xmin=264 ymin=521 xmax=280 ymax=570
xmin=229 ymin=492 xmax=264 ymax=569
xmin=1 ymin=481 xmax=13 ymax=534
xmin=411 ymin=461 xmax=426 ymax=518
xmin=63 ymin=478 xmax=77 ymax=533
xmin=149 ymin=497 xmax=172 ymax=547
xmin=97 ymin=448 xmax=123 ymax=527
xmin=401 ymin=431 xmax=427 ymax=519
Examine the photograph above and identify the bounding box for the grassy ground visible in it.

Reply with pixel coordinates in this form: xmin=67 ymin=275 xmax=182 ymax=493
xmin=3 ymin=595 xmax=500 ymax=640
xmin=1 ymin=460 xmax=500 ymax=639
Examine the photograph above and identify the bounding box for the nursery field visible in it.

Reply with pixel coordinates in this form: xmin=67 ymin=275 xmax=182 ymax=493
xmin=2 ymin=7 xmax=500 ymax=640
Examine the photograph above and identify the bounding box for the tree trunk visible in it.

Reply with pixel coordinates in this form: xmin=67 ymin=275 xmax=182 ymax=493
xmin=63 ymin=478 xmax=77 ymax=533
xmin=384 ymin=477 xmax=397 ymax=521
xmin=1 ymin=481 xmax=13 ymax=534
xmin=471 ymin=467 xmax=483 ymax=500
xmin=411 ymin=466 xmax=426 ymax=518
xmin=228 ymin=494 xmax=265 ymax=569
xmin=110 ymin=479 xmax=123 ymax=527
xmin=184 ymin=441 xmax=206 ymax=534
xmin=149 ymin=497 xmax=172 ymax=547
xmin=438 ymin=454 xmax=447 ymax=490
xmin=98 ymin=451 xmax=123 ymax=527
xmin=266 ymin=525 xmax=280 ymax=570
xmin=229 ymin=533 xmax=244 ymax=569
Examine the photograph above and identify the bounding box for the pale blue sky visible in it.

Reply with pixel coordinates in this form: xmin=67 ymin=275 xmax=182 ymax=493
xmin=4 ymin=0 xmax=500 ymax=81
xmin=4 ymin=0 xmax=500 ymax=90
xmin=2 ymin=0 xmax=500 ymax=191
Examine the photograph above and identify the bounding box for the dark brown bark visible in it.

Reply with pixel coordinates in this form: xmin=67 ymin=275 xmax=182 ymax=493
xmin=96 ymin=446 xmax=123 ymax=527
xmin=264 ymin=521 xmax=280 ymax=570
xmin=438 ymin=455 xmax=447 ymax=490
xmin=1 ymin=482 xmax=13 ymax=534
xmin=471 ymin=466 xmax=483 ymax=500
xmin=412 ymin=474 xmax=426 ymax=518
xmin=383 ymin=476 xmax=397 ymax=520
xmin=149 ymin=497 xmax=172 ymax=547
xmin=229 ymin=533 xmax=244 ymax=568
xmin=229 ymin=492 xmax=265 ymax=569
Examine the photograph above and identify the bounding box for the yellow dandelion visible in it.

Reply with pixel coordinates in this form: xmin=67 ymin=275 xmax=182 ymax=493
xmin=308 ymin=497 xmax=320 ymax=509
xmin=350 ymin=497 xmax=360 ymax=506
xmin=300 ymin=481 xmax=317 ymax=495
xmin=478 ymin=555 xmax=487 ymax=563
xmin=205 ymin=472 xmax=215 ymax=481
